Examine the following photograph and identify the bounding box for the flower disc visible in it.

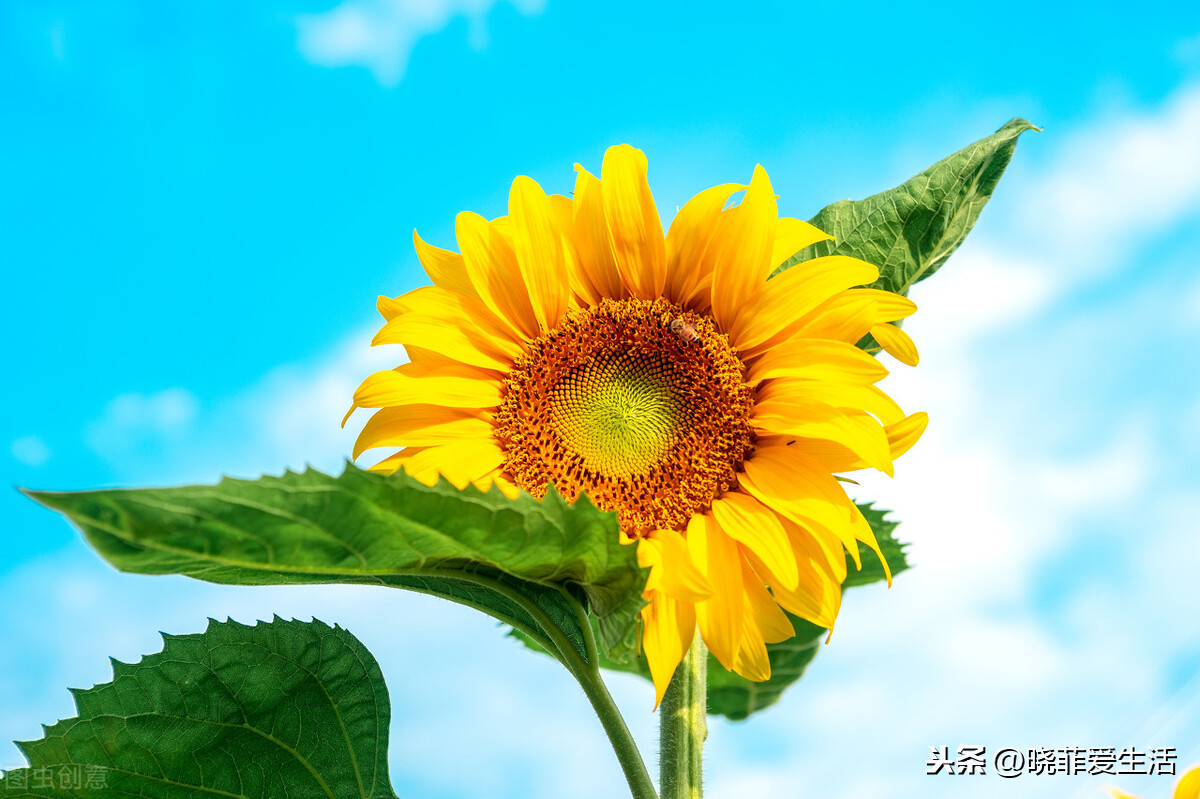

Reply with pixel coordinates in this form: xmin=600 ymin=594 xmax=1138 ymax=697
xmin=494 ymin=297 xmax=754 ymax=534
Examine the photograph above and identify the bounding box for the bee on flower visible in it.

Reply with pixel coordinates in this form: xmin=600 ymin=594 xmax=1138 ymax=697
xmin=669 ymin=317 xmax=700 ymax=344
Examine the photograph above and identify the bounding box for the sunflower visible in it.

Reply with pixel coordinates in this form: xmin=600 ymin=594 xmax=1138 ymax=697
xmin=346 ymin=145 xmax=927 ymax=705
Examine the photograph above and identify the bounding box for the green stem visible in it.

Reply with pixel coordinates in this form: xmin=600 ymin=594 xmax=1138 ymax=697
xmin=525 ymin=588 xmax=656 ymax=799
xmin=659 ymin=633 xmax=707 ymax=799
xmin=574 ymin=663 xmax=659 ymax=799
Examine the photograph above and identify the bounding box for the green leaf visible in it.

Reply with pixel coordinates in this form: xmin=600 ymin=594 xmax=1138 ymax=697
xmin=25 ymin=464 xmax=645 ymax=669
xmin=0 ymin=617 xmax=395 ymax=798
xmin=573 ymin=504 xmax=908 ymax=719
xmin=781 ymin=118 xmax=1038 ymax=295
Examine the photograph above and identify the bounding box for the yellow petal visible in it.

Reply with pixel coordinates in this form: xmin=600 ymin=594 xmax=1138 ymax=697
xmin=456 ymin=211 xmax=540 ymax=340
xmin=600 ymin=144 xmax=666 ymax=300
xmin=366 ymin=446 xmax=428 ymax=474
xmin=383 ymin=283 xmax=526 ymax=349
xmin=710 ymin=165 xmax=777 ymax=333
xmin=871 ymin=322 xmax=920 ymax=366
xmin=739 ymin=556 xmax=795 ymax=644
xmin=353 ymin=362 xmax=503 ymax=409
xmin=784 ymin=411 xmax=927 ymax=476
xmin=370 ymin=439 xmax=505 ymax=488
xmin=353 ymin=405 xmax=491 ymax=458
xmin=1174 ymin=766 xmax=1200 ymax=799
xmin=572 ymin=165 xmax=625 ymax=300
xmin=509 ymin=176 xmax=570 ymax=331
xmin=637 ymin=530 xmax=713 ymax=602
xmin=886 ymin=411 xmax=928 ymax=460
xmin=771 ymin=217 xmax=832 ymax=270
xmin=739 ymin=443 xmax=872 ymax=569
xmin=377 ymin=294 xmax=407 ymax=322
xmin=764 ymin=516 xmax=844 ymax=627
xmin=857 ymin=287 xmax=917 ymax=322
xmin=752 ymin=401 xmax=894 ymax=475
xmin=640 ymin=591 xmax=696 ymax=709
xmin=787 ymin=291 xmax=879 ymax=347
xmin=549 ymin=193 xmax=599 ymax=306
xmin=413 ymin=230 xmax=476 ymax=297
xmin=472 ymin=467 xmax=522 ymax=499
xmin=747 ymin=338 xmax=889 ymax=386
xmin=733 ymin=255 xmax=879 ymax=352
xmin=664 ymin=182 xmax=745 ymax=307
xmin=759 ymin=379 xmax=905 ymax=426
xmin=373 ymin=314 xmax=517 ymax=371
xmin=731 ymin=601 xmax=771 ymax=682
xmin=786 ymin=436 xmax=866 ymax=475
xmin=686 ymin=513 xmax=744 ymax=671
xmin=709 ymin=492 xmax=799 ymax=591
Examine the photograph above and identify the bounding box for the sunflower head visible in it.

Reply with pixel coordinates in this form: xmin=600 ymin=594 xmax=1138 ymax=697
xmin=348 ymin=145 xmax=927 ymax=705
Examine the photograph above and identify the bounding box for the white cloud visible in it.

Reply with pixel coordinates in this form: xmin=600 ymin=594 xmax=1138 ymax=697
xmin=296 ymin=0 xmax=545 ymax=86
xmin=225 ymin=328 xmax=402 ymax=476
xmin=84 ymin=388 xmax=198 ymax=465
xmin=79 ymin=327 xmax=400 ymax=484
xmin=1015 ymin=84 xmax=1200 ymax=281
xmin=10 ymin=436 xmax=50 ymax=468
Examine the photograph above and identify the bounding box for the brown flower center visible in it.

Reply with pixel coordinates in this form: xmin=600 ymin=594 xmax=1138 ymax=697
xmin=494 ymin=297 xmax=754 ymax=534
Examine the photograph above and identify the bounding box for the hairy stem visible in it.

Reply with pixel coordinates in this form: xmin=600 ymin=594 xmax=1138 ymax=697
xmin=574 ymin=663 xmax=659 ymax=799
xmin=659 ymin=634 xmax=707 ymax=799
xmin=530 ymin=588 xmax=656 ymax=799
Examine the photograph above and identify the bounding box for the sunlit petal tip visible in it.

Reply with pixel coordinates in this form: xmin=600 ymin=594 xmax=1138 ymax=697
xmin=871 ymin=322 xmax=920 ymax=366
xmin=641 ymin=594 xmax=696 ymax=709
xmin=887 ymin=411 xmax=929 ymax=460
xmin=603 ymin=142 xmax=648 ymax=168
xmin=376 ymin=294 xmax=407 ymax=322
xmin=771 ymin=217 xmax=834 ymax=269
xmin=341 ymin=404 xmax=357 ymax=429
xmin=731 ymin=617 xmax=772 ymax=682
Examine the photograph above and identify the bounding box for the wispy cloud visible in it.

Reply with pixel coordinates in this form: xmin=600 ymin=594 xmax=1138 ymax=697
xmin=78 ymin=328 xmax=399 ymax=485
xmin=9 ymin=436 xmax=51 ymax=468
xmin=296 ymin=0 xmax=545 ymax=86
xmin=84 ymin=388 xmax=198 ymax=467
xmin=1015 ymin=84 xmax=1200 ymax=286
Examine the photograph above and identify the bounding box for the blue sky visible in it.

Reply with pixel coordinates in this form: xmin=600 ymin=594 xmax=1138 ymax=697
xmin=4 ymin=1 xmax=1200 ymax=797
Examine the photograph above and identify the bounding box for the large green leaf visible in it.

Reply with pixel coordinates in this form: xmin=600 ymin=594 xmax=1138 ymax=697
xmin=0 ymin=617 xmax=395 ymax=798
xmin=26 ymin=465 xmax=644 ymax=668
xmin=780 ymin=118 xmax=1038 ymax=295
